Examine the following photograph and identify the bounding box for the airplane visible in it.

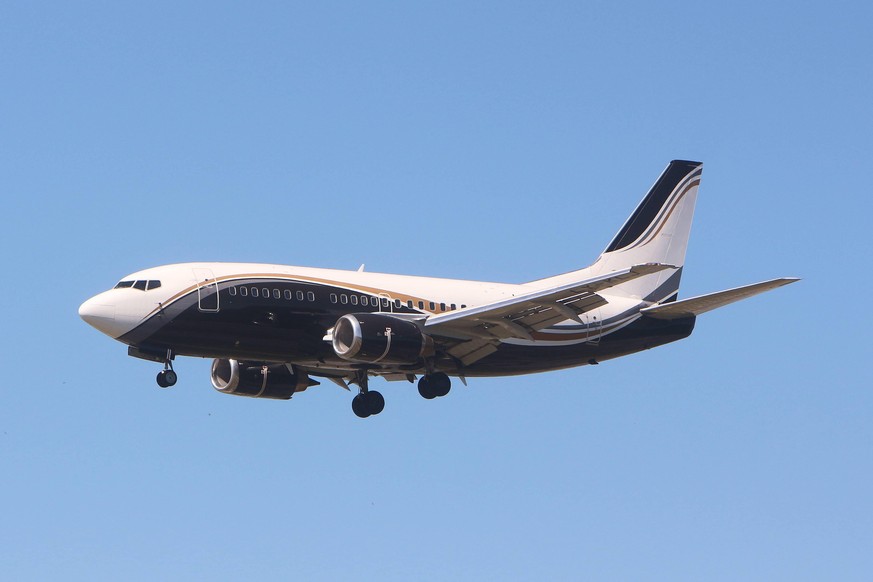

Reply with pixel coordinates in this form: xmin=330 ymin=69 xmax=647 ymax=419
xmin=79 ymin=160 xmax=798 ymax=418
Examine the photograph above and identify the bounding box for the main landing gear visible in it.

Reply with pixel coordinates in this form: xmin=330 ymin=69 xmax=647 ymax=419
xmin=418 ymin=372 xmax=451 ymax=400
xmin=156 ymin=349 xmax=177 ymax=388
xmin=349 ymin=370 xmax=453 ymax=417
xmin=351 ymin=371 xmax=384 ymax=419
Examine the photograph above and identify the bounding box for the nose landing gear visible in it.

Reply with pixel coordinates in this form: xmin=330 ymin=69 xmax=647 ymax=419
xmin=156 ymin=368 xmax=177 ymax=387
xmin=156 ymin=349 xmax=177 ymax=388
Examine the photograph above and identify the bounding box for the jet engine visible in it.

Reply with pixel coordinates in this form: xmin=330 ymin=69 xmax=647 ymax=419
xmin=332 ymin=313 xmax=433 ymax=364
xmin=210 ymin=359 xmax=314 ymax=399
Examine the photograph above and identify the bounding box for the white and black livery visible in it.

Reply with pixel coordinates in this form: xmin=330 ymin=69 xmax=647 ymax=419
xmin=80 ymin=160 xmax=797 ymax=418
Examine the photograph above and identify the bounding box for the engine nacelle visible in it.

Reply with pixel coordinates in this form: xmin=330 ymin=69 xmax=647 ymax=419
xmin=332 ymin=313 xmax=433 ymax=364
xmin=211 ymin=359 xmax=312 ymax=399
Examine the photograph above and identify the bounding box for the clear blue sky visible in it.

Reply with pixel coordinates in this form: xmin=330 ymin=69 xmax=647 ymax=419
xmin=2 ymin=2 xmax=871 ymax=580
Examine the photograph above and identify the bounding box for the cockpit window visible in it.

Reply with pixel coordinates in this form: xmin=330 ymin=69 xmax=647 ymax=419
xmin=114 ymin=279 xmax=162 ymax=291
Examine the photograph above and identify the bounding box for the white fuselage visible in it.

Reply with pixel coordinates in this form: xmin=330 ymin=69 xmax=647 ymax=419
xmin=80 ymin=261 xmax=625 ymax=342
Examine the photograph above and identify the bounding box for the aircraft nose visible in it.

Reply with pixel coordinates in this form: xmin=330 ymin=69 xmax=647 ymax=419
xmin=79 ymin=293 xmax=126 ymax=338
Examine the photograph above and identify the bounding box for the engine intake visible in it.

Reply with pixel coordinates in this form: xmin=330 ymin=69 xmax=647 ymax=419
xmin=332 ymin=313 xmax=433 ymax=364
xmin=211 ymin=359 xmax=313 ymax=399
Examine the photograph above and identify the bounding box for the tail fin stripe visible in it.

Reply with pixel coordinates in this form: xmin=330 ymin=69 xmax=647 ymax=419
xmin=628 ymin=174 xmax=701 ymax=251
xmin=605 ymin=161 xmax=702 ymax=253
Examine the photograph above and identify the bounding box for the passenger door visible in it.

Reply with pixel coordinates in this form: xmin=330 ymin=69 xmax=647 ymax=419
xmin=192 ymin=268 xmax=220 ymax=312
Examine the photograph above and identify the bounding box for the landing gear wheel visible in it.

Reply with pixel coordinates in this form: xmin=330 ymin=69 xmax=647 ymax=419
xmin=365 ymin=390 xmax=385 ymax=415
xmin=352 ymin=390 xmax=385 ymax=418
xmin=418 ymin=377 xmax=437 ymax=400
xmin=157 ymin=369 xmax=177 ymax=388
xmin=156 ymin=369 xmax=177 ymax=388
xmin=156 ymin=349 xmax=177 ymax=388
xmin=430 ymin=372 xmax=451 ymax=397
xmin=352 ymin=394 xmax=370 ymax=418
xmin=350 ymin=371 xmax=385 ymax=418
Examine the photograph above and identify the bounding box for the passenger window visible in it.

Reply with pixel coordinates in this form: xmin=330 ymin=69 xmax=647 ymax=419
xmin=361 ymin=297 xmax=368 ymax=306
xmin=229 ymin=287 xmax=237 ymax=296
xmin=407 ymin=300 xmax=413 ymax=308
xmin=307 ymin=291 xmax=315 ymax=302
xmin=252 ymin=288 xmax=259 ymax=298
xmin=273 ymin=289 xmax=281 ymax=299
xmin=394 ymin=299 xmax=401 ymax=309
xmin=440 ymin=303 xmax=446 ymax=311
xmin=133 ymin=280 xmax=147 ymax=290
xmin=350 ymin=295 xmax=358 ymax=306
xmin=461 ymin=304 xmax=467 ymax=308
xmin=429 ymin=301 xmax=435 ymax=310
xmin=284 ymin=290 xmax=292 ymax=300
xmin=450 ymin=303 xmax=456 ymax=310
xmin=297 ymin=291 xmax=304 ymax=301
xmin=262 ymin=288 xmax=269 ymax=297
xmin=330 ymin=293 xmax=338 ymax=304
xmin=418 ymin=301 xmax=424 ymax=309
xmin=341 ymin=294 xmax=348 ymax=304
xmin=240 ymin=287 xmax=248 ymax=297
xmin=382 ymin=298 xmax=390 ymax=307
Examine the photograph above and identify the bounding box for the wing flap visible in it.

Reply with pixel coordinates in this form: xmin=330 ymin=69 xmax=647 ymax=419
xmin=447 ymin=340 xmax=500 ymax=366
xmin=426 ymin=263 xmax=674 ymax=366
xmin=508 ymin=293 xmax=607 ymax=331
xmin=426 ymin=263 xmax=672 ymax=336
xmin=640 ymin=277 xmax=799 ymax=320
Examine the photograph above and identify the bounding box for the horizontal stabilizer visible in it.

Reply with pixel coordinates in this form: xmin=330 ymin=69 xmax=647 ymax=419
xmin=640 ymin=278 xmax=799 ymax=319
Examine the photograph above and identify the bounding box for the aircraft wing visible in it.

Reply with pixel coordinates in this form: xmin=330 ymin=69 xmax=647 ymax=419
xmin=640 ymin=277 xmax=800 ymax=320
xmin=424 ymin=263 xmax=674 ymax=365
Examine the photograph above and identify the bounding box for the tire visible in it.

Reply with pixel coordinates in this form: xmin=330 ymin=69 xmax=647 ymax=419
xmin=352 ymin=394 xmax=371 ymax=418
xmin=418 ymin=377 xmax=436 ymax=400
xmin=430 ymin=372 xmax=451 ymax=397
xmin=365 ymin=391 xmax=385 ymax=415
xmin=163 ymin=369 xmax=178 ymax=386
xmin=156 ymin=370 xmax=169 ymax=388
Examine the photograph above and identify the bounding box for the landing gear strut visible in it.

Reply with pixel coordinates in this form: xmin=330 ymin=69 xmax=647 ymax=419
xmin=351 ymin=371 xmax=384 ymax=418
xmin=156 ymin=349 xmax=177 ymax=388
xmin=418 ymin=372 xmax=451 ymax=399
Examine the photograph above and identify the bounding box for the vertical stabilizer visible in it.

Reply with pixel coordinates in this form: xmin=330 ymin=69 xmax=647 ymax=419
xmin=594 ymin=160 xmax=703 ymax=300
